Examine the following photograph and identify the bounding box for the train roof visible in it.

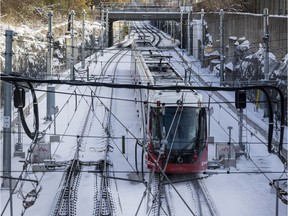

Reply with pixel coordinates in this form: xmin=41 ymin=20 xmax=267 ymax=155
xmin=133 ymin=38 xmax=153 ymax=48
xmin=145 ymin=60 xmax=183 ymax=85
xmin=132 ymin=37 xmax=204 ymax=108
xmin=150 ymin=90 xmax=203 ymax=108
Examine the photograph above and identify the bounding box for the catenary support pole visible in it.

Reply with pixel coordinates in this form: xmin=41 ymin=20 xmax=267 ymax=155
xmin=263 ymin=8 xmax=269 ymax=80
xmin=219 ymin=9 xmax=225 ymax=86
xmin=81 ymin=10 xmax=86 ymax=69
xmin=187 ymin=9 xmax=191 ymax=55
xmin=46 ymin=11 xmax=53 ymax=121
xmin=3 ymin=30 xmax=13 ymax=188
xmin=2 ymin=29 xmax=14 ymax=216
xmin=70 ymin=10 xmax=75 ymax=80
xmin=263 ymin=8 xmax=269 ymax=117
xmin=239 ymin=109 xmax=244 ymax=151
xmin=180 ymin=9 xmax=183 ymax=49
xmin=128 ymin=21 xmax=130 ymax=40
xmin=106 ymin=9 xmax=109 ymax=47
xmin=47 ymin=11 xmax=53 ymax=79
xmin=101 ymin=10 xmax=104 ymax=56
xmin=170 ymin=21 xmax=173 ymax=37
xmin=201 ymin=9 xmax=205 ymax=68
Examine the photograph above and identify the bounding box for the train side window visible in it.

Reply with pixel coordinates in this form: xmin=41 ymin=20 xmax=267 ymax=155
xmin=199 ymin=108 xmax=207 ymax=146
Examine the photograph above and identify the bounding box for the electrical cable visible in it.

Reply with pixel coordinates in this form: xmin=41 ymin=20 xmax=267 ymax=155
xmin=2 ymin=75 xmax=285 ymax=153
xmin=13 ymin=82 xmax=39 ymax=140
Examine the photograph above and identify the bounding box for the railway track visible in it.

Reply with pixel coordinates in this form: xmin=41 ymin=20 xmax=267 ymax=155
xmin=50 ymin=159 xmax=81 ymax=216
xmin=149 ymin=173 xmax=219 ymax=216
xmin=188 ymin=179 xmax=219 ymax=216
xmin=50 ymin=47 xmax=129 ymax=216
xmin=151 ymin=173 xmax=173 ymax=216
xmin=133 ymin=21 xmax=162 ymax=46
xmin=93 ymin=160 xmax=115 ymax=216
xmin=92 ymin=47 xmax=130 ymax=215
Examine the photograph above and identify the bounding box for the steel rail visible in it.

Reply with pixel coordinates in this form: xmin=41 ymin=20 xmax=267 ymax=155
xmin=95 ymin=48 xmax=130 ymax=216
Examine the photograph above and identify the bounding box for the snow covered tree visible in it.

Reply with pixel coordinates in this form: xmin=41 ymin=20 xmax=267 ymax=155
xmin=194 ymin=0 xmax=253 ymax=12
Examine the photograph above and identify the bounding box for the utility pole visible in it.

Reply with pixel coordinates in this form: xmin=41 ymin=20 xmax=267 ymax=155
xmin=3 ymin=29 xmax=15 ymax=216
xmin=239 ymin=108 xmax=244 ymax=150
xmin=263 ymin=8 xmax=269 ymax=118
xmin=46 ymin=11 xmax=54 ymax=121
xmin=170 ymin=21 xmax=173 ymax=37
xmin=201 ymin=9 xmax=205 ymax=68
xmin=101 ymin=10 xmax=104 ymax=56
xmin=128 ymin=21 xmax=131 ymax=40
xmin=118 ymin=21 xmax=121 ymax=43
xmin=187 ymin=9 xmax=191 ymax=55
xmin=81 ymin=10 xmax=86 ymax=69
xmin=180 ymin=9 xmax=183 ymax=49
xmin=263 ymin=8 xmax=269 ymax=80
xmin=3 ymin=30 xmax=13 ymax=188
xmin=47 ymin=11 xmax=53 ymax=79
xmin=70 ymin=10 xmax=75 ymax=80
xmin=219 ymin=9 xmax=225 ymax=86
xmin=105 ymin=9 xmax=109 ymax=47
xmin=236 ymin=90 xmax=246 ymax=151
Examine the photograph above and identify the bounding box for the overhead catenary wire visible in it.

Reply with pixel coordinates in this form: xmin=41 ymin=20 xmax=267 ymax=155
xmin=2 ymin=130 xmax=286 ymax=146
xmin=1 ymin=74 xmax=285 ymax=155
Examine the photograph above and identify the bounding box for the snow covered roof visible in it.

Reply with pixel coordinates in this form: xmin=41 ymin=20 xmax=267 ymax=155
xmin=225 ymin=62 xmax=234 ymax=70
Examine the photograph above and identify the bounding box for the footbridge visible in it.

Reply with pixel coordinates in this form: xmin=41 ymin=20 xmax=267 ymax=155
xmin=100 ymin=4 xmax=192 ymax=48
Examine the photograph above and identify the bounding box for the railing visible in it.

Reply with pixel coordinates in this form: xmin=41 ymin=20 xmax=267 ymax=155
xmin=100 ymin=2 xmax=181 ymax=12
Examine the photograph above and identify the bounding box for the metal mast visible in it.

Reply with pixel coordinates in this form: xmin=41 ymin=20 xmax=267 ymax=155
xmin=70 ymin=10 xmax=75 ymax=80
xmin=2 ymin=30 xmax=15 ymax=216
xmin=201 ymin=9 xmax=205 ymax=68
xmin=2 ymin=30 xmax=14 ymax=188
xmin=219 ymin=9 xmax=225 ymax=86
xmin=263 ymin=8 xmax=269 ymax=80
xmin=81 ymin=10 xmax=86 ymax=69
xmin=46 ymin=11 xmax=54 ymax=121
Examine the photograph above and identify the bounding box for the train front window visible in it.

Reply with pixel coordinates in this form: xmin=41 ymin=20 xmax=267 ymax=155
xmin=163 ymin=107 xmax=201 ymax=150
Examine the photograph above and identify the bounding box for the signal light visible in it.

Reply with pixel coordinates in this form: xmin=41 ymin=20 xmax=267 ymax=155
xmin=13 ymin=88 xmax=25 ymax=108
xmin=235 ymin=90 xmax=246 ymax=109
xmin=193 ymin=154 xmax=198 ymax=159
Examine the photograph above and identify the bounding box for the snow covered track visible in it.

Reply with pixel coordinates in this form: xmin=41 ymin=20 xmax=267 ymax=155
xmin=189 ymin=179 xmax=219 ymax=216
xmin=148 ymin=173 xmax=219 ymax=216
xmin=150 ymin=173 xmax=174 ymax=216
xmin=92 ymin=47 xmax=130 ymax=216
xmin=50 ymin=159 xmax=81 ymax=216
xmin=93 ymin=160 xmax=115 ymax=216
xmin=50 ymin=46 xmax=129 ymax=216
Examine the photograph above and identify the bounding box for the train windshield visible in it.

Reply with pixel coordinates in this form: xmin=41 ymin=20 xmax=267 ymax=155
xmin=151 ymin=107 xmax=206 ymax=150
